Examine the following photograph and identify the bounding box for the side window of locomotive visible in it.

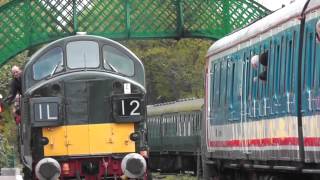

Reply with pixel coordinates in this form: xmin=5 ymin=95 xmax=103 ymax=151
xmin=67 ymin=41 xmax=100 ymax=69
xmin=33 ymin=47 xmax=63 ymax=80
xmin=103 ymin=45 xmax=134 ymax=76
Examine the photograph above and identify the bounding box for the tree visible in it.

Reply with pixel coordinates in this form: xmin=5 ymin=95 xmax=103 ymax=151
xmin=123 ymin=39 xmax=212 ymax=104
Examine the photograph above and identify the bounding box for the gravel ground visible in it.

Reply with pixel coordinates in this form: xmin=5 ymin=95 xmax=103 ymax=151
xmin=152 ymin=173 xmax=197 ymax=180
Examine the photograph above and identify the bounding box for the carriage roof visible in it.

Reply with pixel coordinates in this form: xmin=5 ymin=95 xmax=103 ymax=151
xmin=206 ymin=0 xmax=316 ymax=59
xmin=147 ymin=98 xmax=203 ymax=116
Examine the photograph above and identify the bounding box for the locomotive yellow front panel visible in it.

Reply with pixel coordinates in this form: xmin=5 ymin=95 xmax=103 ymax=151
xmin=89 ymin=123 xmax=135 ymax=154
xmin=43 ymin=123 xmax=135 ymax=156
xmin=66 ymin=124 xmax=90 ymax=155
xmin=42 ymin=127 xmax=68 ymax=156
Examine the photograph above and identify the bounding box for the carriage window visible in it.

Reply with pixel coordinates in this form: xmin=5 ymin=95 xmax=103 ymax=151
xmin=287 ymin=40 xmax=293 ymax=93
xmin=226 ymin=60 xmax=232 ymax=104
xmin=214 ymin=63 xmax=221 ymax=105
xmin=103 ymin=45 xmax=134 ymax=76
xmin=33 ymin=47 xmax=63 ymax=80
xmin=220 ymin=61 xmax=227 ymax=105
xmin=233 ymin=61 xmax=241 ymax=103
xmin=67 ymin=41 xmax=100 ymax=69
xmin=210 ymin=62 xmax=215 ymax=110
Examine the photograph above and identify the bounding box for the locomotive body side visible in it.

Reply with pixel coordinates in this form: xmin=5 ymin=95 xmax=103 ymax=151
xmin=20 ymin=35 xmax=149 ymax=180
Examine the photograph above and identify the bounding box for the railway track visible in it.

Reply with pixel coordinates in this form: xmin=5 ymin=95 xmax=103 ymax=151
xmin=152 ymin=172 xmax=197 ymax=180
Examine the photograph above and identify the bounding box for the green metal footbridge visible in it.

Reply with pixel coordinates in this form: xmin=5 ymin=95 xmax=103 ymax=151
xmin=0 ymin=0 xmax=270 ymax=66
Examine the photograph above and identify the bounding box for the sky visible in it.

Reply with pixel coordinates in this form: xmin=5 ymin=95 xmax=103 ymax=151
xmin=256 ymin=0 xmax=293 ymax=11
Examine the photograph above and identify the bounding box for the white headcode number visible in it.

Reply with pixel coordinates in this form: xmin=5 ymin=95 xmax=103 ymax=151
xmin=37 ymin=103 xmax=58 ymax=121
xmin=130 ymin=100 xmax=140 ymax=115
xmin=121 ymin=100 xmax=125 ymax=115
xmin=121 ymin=99 xmax=141 ymax=116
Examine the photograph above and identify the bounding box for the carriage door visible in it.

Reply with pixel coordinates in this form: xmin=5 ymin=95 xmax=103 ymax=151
xmin=240 ymin=51 xmax=250 ymax=156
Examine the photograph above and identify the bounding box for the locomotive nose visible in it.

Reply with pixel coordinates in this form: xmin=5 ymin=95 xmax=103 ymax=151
xmin=121 ymin=153 xmax=146 ymax=178
xmin=35 ymin=158 xmax=61 ymax=180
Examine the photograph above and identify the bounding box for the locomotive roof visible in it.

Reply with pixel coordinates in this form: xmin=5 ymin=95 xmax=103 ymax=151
xmin=147 ymin=98 xmax=203 ymax=116
xmin=207 ymin=0 xmax=314 ymax=58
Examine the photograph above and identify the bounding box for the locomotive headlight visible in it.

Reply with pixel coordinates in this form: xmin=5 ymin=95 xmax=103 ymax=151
xmin=121 ymin=153 xmax=146 ymax=178
xmin=316 ymin=19 xmax=320 ymax=42
xmin=130 ymin=132 xmax=140 ymax=141
xmin=35 ymin=158 xmax=61 ymax=180
xmin=40 ymin=137 xmax=49 ymax=146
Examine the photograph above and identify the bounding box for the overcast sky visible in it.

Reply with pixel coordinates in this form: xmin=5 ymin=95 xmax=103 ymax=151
xmin=256 ymin=0 xmax=293 ymax=11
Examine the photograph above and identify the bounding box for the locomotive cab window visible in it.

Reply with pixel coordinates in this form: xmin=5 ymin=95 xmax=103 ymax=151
xmin=33 ymin=47 xmax=63 ymax=80
xmin=103 ymin=45 xmax=134 ymax=76
xmin=67 ymin=41 xmax=100 ymax=69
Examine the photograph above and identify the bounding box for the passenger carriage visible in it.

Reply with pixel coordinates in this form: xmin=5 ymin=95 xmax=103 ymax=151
xmin=203 ymin=0 xmax=320 ymax=179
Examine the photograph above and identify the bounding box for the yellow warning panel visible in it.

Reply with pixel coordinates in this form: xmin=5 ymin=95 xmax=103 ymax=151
xmin=42 ymin=123 xmax=135 ymax=157
xmin=89 ymin=123 xmax=135 ymax=154
xmin=43 ymin=126 xmax=68 ymax=156
xmin=66 ymin=124 xmax=90 ymax=155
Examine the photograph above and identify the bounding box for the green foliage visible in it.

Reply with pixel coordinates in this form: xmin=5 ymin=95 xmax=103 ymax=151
xmin=0 ymin=110 xmax=16 ymax=168
xmin=0 ymin=51 xmax=28 ymax=96
xmin=0 ymin=135 xmax=14 ymax=167
xmin=0 ymin=50 xmax=26 ymax=168
xmin=123 ymin=39 xmax=212 ymax=104
xmin=0 ymin=0 xmax=9 ymax=6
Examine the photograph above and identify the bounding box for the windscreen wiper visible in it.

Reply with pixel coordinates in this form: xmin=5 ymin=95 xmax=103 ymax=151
xmin=104 ymin=59 xmax=118 ymax=73
xmin=50 ymin=60 xmax=63 ymax=77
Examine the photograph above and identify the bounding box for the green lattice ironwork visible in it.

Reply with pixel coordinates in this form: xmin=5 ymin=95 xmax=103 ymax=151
xmin=0 ymin=0 xmax=270 ymax=66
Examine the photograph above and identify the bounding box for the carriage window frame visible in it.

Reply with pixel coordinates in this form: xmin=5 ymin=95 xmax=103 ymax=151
xmin=267 ymin=40 xmax=273 ymax=97
xmin=227 ymin=58 xmax=234 ymax=106
xmin=269 ymin=39 xmax=279 ymax=97
xmin=230 ymin=61 xmax=235 ymax=105
xmin=66 ymin=41 xmax=100 ymax=69
xmin=291 ymin=31 xmax=297 ymax=93
xmin=243 ymin=51 xmax=250 ymax=101
xmin=232 ymin=60 xmax=241 ymax=104
xmin=102 ymin=45 xmax=135 ymax=77
xmin=257 ymin=46 xmax=263 ymax=99
xmin=276 ymin=43 xmax=280 ymax=95
xmin=210 ymin=61 xmax=215 ymax=110
xmin=261 ymin=45 xmax=269 ymax=98
xmin=220 ymin=60 xmax=227 ymax=105
xmin=279 ymin=36 xmax=286 ymax=94
xmin=250 ymin=49 xmax=256 ymax=101
xmin=278 ymin=36 xmax=285 ymax=94
xmin=315 ymin=32 xmax=320 ymax=93
xmin=305 ymin=31 xmax=316 ymax=90
xmin=32 ymin=47 xmax=64 ymax=80
xmin=286 ymin=38 xmax=293 ymax=93
xmin=213 ymin=63 xmax=221 ymax=105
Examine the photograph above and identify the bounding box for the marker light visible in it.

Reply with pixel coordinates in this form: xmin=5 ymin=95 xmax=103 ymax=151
xmin=62 ymin=163 xmax=70 ymax=175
